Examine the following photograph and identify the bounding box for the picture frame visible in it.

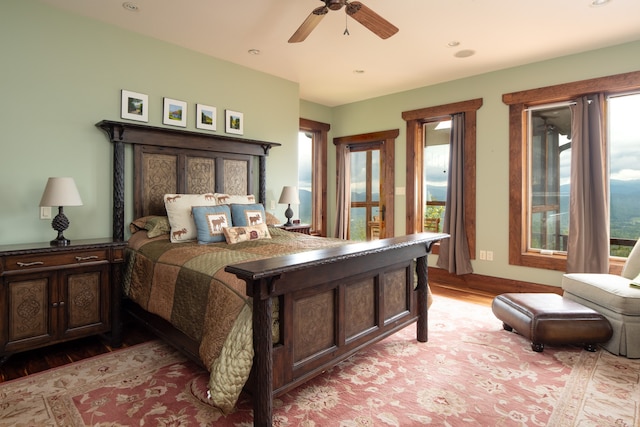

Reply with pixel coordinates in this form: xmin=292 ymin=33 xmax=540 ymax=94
xmin=225 ymin=110 xmax=243 ymax=135
xmin=121 ymin=90 xmax=148 ymax=122
xmin=196 ymin=103 xmax=217 ymax=131
xmin=163 ymin=97 xmax=187 ymax=127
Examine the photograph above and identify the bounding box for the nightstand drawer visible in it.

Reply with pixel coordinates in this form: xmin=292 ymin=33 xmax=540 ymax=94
xmin=3 ymin=249 xmax=109 ymax=272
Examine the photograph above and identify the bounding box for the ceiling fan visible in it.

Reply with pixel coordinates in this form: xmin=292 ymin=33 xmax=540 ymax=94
xmin=289 ymin=0 xmax=398 ymax=43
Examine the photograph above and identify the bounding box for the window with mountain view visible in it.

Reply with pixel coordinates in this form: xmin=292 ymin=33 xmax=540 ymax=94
xmin=505 ymin=71 xmax=640 ymax=271
xmin=298 ymin=131 xmax=313 ymax=225
xmin=298 ymin=119 xmax=329 ymax=236
xmin=527 ymin=93 xmax=640 ymax=257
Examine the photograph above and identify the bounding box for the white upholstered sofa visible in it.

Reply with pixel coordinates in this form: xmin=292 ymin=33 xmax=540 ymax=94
xmin=562 ymin=241 xmax=640 ymax=358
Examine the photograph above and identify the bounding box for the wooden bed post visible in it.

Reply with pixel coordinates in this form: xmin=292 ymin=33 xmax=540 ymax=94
xmin=113 ymin=139 xmax=125 ymax=242
xmin=259 ymin=155 xmax=266 ymax=206
xmin=415 ymin=254 xmax=429 ymax=342
xmin=250 ymin=277 xmax=275 ymax=427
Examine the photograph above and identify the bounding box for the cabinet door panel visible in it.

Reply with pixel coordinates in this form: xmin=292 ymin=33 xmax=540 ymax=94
xmin=4 ymin=275 xmax=53 ymax=351
xmin=61 ymin=264 xmax=110 ymax=338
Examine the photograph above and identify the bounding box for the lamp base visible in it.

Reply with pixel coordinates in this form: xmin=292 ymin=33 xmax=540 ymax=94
xmin=50 ymin=236 xmax=71 ymax=246
xmin=50 ymin=207 xmax=71 ymax=246
xmin=284 ymin=204 xmax=294 ymax=227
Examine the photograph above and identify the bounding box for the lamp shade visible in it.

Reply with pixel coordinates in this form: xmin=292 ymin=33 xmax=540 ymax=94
xmin=278 ymin=186 xmax=300 ymax=205
xmin=39 ymin=177 xmax=83 ymax=207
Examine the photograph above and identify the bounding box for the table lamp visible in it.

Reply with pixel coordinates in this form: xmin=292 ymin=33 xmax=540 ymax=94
xmin=278 ymin=186 xmax=300 ymax=227
xmin=39 ymin=177 xmax=83 ymax=246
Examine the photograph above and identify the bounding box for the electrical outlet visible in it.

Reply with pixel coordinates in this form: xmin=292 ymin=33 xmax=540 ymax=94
xmin=270 ymin=200 xmax=275 ymax=210
xmin=479 ymin=250 xmax=486 ymax=260
xmin=40 ymin=206 xmax=51 ymax=220
xmin=487 ymin=251 xmax=494 ymax=261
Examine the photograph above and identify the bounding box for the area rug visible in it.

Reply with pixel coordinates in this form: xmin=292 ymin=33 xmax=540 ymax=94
xmin=1 ymin=295 xmax=639 ymax=427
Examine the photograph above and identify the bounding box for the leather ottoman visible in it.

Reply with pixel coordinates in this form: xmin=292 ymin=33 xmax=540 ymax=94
xmin=491 ymin=293 xmax=613 ymax=352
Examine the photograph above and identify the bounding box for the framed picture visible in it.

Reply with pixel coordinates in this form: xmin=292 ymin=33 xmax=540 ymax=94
xmin=196 ymin=103 xmax=217 ymax=131
xmin=121 ymin=90 xmax=148 ymax=122
xmin=225 ymin=110 xmax=243 ymax=135
xmin=163 ymin=98 xmax=187 ymax=127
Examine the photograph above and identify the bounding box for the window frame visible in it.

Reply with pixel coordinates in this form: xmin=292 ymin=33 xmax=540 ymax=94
xmin=503 ymin=70 xmax=640 ymax=273
xmin=403 ymin=98 xmax=482 ymax=258
xmin=299 ymin=118 xmax=329 ymax=236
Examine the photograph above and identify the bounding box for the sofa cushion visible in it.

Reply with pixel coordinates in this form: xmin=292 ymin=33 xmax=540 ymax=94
xmin=562 ymin=273 xmax=640 ymax=316
xmin=621 ymin=240 xmax=640 ymax=280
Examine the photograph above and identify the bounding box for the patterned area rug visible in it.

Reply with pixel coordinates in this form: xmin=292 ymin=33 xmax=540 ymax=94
xmin=1 ymin=295 xmax=639 ymax=426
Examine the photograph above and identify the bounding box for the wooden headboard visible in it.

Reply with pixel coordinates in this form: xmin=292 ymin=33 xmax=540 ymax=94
xmin=96 ymin=120 xmax=280 ymax=241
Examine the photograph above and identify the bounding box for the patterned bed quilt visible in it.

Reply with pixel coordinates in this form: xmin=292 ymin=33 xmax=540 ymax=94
xmin=124 ymin=225 xmax=349 ymax=412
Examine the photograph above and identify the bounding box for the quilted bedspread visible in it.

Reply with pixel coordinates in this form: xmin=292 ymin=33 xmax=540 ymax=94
xmin=123 ymin=227 xmax=348 ymax=412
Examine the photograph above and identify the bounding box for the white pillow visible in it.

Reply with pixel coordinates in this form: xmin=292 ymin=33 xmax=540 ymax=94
xmin=164 ymin=193 xmax=217 ymax=242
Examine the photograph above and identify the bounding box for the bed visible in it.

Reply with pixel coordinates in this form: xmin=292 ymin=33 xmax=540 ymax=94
xmin=97 ymin=120 xmax=447 ymax=426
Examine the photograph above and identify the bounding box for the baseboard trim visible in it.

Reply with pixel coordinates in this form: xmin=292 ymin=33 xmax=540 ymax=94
xmin=428 ymin=267 xmax=563 ymax=296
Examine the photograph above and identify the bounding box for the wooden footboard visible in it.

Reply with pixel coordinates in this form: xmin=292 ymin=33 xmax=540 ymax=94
xmin=226 ymin=232 xmax=446 ymax=426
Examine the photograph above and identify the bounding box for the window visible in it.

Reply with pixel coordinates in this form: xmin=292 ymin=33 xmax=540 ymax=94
xmin=423 ymin=120 xmax=451 ymax=232
xmin=334 ymin=129 xmax=397 ymax=241
xmin=403 ymin=98 xmax=482 ymax=257
xmin=504 ymin=71 xmax=640 ymax=272
xmin=609 ymin=93 xmax=640 ymax=256
xmin=299 ymin=118 xmax=329 ymax=236
xmin=298 ymin=131 xmax=313 ymax=225
xmin=350 ymin=147 xmax=381 ymax=241
xmin=528 ymin=103 xmax=572 ymax=253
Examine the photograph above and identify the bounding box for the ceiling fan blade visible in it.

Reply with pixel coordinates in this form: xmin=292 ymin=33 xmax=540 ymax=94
xmin=288 ymin=6 xmax=328 ymax=43
xmin=346 ymin=1 xmax=398 ymax=39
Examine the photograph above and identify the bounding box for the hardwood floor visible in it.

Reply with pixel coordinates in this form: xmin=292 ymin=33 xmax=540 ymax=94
xmin=0 ymin=283 xmax=496 ymax=383
xmin=0 ymin=316 xmax=155 ymax=383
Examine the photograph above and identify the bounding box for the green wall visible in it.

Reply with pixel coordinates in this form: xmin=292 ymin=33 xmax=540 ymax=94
xmin=324 ymin=40 xmax=640 ymax=287
xmin=0 ymin=1 xmax=300 ymax=245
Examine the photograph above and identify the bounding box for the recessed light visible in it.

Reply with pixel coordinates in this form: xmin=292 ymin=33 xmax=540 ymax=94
xmin=122 ymin=2 xmax=139 ymax=12
xmin=353 ymin=70 xmax=365 ymax=74
xmin=248 ymin=49 xmax=261 ymax=55
xmin=447 ymin=41 xmax=460 ymax=48
xmin=590 ymin=0 xmax=610 ymax=6
xmin=454 ymin=49 xmax=475 ymax=58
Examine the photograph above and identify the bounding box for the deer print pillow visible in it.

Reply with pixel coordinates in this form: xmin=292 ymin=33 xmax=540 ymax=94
xmin=192 ymin=205 xmax=232 ymax=244
xmin=230 ymin=203 xmax=266 ymax=227
xmin=223 ymin=223 xmax=271 ymax=245
xmin=164 ymin=193 xmax=217 ymax=242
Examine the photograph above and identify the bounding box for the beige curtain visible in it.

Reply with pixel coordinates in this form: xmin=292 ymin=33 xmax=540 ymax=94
xmin=566 ymin=94 xmax=610 ymax=273
xmin=334 ymin=143 xmax=351 ymax=239
xmin=436 ymin=113 xmax=473 ymax=274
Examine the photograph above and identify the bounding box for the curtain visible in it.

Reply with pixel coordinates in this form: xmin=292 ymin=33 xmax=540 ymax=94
xmin=436 ymin=113 xmax=473 ymax=274
xmin=566 ymin=94 xmax=610 ymax=273
xmin=334 ymin=143 xmax=351 ymax=239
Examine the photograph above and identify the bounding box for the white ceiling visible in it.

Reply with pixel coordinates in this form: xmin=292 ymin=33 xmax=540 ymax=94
xmin=41 ymin=0 xmax=640 ymax=107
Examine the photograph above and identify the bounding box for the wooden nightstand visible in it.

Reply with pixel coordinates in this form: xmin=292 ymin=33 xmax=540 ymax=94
xmin=276 ymin=224 xmax=311 ymax=235
xmin=0 ymin=238 xmax=126 ymax=364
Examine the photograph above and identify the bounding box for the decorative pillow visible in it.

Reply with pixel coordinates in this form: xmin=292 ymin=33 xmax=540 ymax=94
xmin=164 ymin=193 xmax=217 ymax=242
xmin=214 ymin=193 xmax=256 ymax=205
xmin=144 ymin=216 xmax=171 ymax=238
xmin=230 ymin=203 xmax=266 ymax=227
xmin=223 ymin=223 xmax=271 ymax=244
xmin=192 ymin=205 xmax=232 ymax=244
xmin=129 ymin=216 xmax=171 ymax=238
xmin=265 ymin=211 xmax=279 ymax=226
